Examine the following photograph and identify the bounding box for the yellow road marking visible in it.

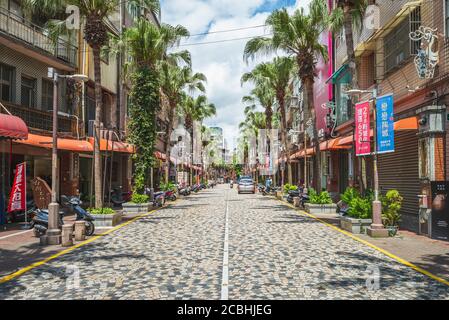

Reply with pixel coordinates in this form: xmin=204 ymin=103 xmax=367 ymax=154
xmin=0 ymin=201 xmax=175 ymax=284
xmin=277 ymin=198 xmax=449 ymax=287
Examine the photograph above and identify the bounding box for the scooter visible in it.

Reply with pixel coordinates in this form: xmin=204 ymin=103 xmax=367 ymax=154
xmin=287 ymin=189 xmax=300 ymax=204
xmin=109 ymin=186 xmax=132 ymax=207
xmin=230 ymin=182 xmax=234 ymax=189
xmin=164 ymin=189 xmax=177 ymax=201
xmin=337 ymin=200 xmax=350 ymax=216
xmin=31 ymin=195 xmax=95 ymax=237
xmin=145 ymin=187 xmax=165 ymax=207
xmin=7 ymin=199 xmax=36 ymax=224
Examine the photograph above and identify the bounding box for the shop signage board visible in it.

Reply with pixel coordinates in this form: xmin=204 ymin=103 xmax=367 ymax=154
xmin=7 ymin=162 xmax=26 ymax=212
xmin=355 ymin=101 xmax=371 ymax=156
xmin=376 ymin=94 xmax=395 ymax=154
xmin=431 ymin=181 xmax=449 ymax=241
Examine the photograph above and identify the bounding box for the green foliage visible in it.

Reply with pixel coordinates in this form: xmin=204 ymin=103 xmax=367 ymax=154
xmin=341 ymin=187 xmax=360 ymax=205
xmin=381 ymin=190 xmax=403 ymax=227
xmin=88 ymin=207 xmax=115 ymax=215
xmin=160 ymin=182 xmax=176 ymax=192
xmin=347 ymin=197 xmax=372 ymax=219
xmin=128 ymin=66 xmax=159 ymax=192
xmin=283 ymin=183 xmax=298 ymax=194
xmin=309 ymin=188 xmax=333 ymax=204
xmin=131 ymin=193 xmax=149 ymax=204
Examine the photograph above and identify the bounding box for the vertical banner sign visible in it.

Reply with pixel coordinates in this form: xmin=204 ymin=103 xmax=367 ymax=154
xmin=355 ymin=101 xmax=371 ymax=156
xmin=376 ymin=94 xmax=395 ymax=154
xmin=7 ymin=162 xmax=26 ymax=212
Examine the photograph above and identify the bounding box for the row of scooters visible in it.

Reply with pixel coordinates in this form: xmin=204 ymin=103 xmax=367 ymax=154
xmin=257 ymin=184 xmax=310 ymax=209
xmin=178 ymin=181 xmax=216 ymax=197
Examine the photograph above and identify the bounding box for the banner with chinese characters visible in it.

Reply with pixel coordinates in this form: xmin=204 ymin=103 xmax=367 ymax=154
xmin=376 ymin=94 xmax=395 ymax=154
xmin=355 ymin=101 xmax=371 ymax=156
xmin=7 ymin=162 xmax=26 ymax=212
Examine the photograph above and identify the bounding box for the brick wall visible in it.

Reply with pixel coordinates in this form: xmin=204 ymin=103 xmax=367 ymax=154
xmin=435 ymin=136 xmax=445 ymax=181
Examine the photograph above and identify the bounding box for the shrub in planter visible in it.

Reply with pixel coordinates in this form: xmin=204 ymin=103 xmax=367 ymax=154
xmin=283 ymin=183 xmax=298 ymax=194
xmin=339 ymin=189 xmax=373 ymax=234
xmin=160 ymin=182 xmax=176 ymax=192
xmin=131 ymin=193 xmax=149 ymax=204
xmin=305 ymin=189 xmax=336 ymax=214
xmin=309 ymin=189 xmax=333 ymax=205
xmin=88 ymin=207 xmax=121 ymax=227
xmin=122 ymin=193 xmax=151 ymax=215
xmin=381 ymin=189 xmax=403 ymax=236
xmin=340 ymin=187 xmax=360 ymax=206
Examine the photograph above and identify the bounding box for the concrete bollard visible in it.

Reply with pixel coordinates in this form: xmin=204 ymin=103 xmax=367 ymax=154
xmin=293 ymin=196 xmax=300 ymax=207
xmin=61 ymin=224 xmax=73 ymax=247
xmin=74 ymin=221 xmax=86 ymax=241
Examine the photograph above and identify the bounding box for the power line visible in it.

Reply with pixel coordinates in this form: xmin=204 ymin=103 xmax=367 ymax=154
xmin=189 ymin=25 xmax=267 ymax=37
xmin=179 ymin=34 xmax=272 ymax=47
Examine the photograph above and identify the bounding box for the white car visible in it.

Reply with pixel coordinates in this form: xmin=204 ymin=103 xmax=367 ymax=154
xmin=237 ymin=178 xmax=255 ymax=194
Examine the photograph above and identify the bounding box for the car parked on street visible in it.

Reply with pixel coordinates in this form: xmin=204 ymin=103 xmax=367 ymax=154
xmin=237 ymin=178 xmax=255 ymax=194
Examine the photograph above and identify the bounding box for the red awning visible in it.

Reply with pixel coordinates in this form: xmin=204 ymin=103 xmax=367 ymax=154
xmin=0 ymin=114 xmax=28 ymax=140
xmin=154 ymin=151 xmax=166 ymax=160
xmin=17 ymin=133 xmax=93 ymax=152
xmin=319 ymin=138 xmax=351 ymax=151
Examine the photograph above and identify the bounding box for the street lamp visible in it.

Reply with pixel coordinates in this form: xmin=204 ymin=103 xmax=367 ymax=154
xmin=345 ymin=87 xmax=388 ymax=238
xmin=46 ymin=70 xmax=88 ymax=245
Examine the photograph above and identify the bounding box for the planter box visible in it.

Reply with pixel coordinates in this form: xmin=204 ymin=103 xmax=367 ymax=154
xmin=340 ymin=216 xmax=372 ymax=234
xmin=305 ymin=203 xmax=337 ymax=214
xmin=275 ymin=191 xmax=283 ymax=199
xmin=122 ymin=202 xmax=152 ymax=214
xmin=293 ymin=197 xmax=301 ymax=207
xmin=91 ymin=213 xmax=122 ymax=227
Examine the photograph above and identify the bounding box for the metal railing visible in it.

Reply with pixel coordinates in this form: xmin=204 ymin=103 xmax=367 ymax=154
xmin=0 ymin=101 xmax=75 ymax=134
xmin=0 ymin=7 xmax=77 ymax=66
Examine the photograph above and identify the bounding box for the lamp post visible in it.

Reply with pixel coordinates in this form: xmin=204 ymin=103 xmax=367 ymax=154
xmin=46 ymin=69 xmax=88 ymax=245
xmin=345 ymin=87 xmax=388 ymax=238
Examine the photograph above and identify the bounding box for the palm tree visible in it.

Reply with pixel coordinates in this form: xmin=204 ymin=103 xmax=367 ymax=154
xmin=243 ymin=0 xmax=330 ymax=191
xmin=122 ymin=18 xmax=190 ymax=190
xmin=330 ymin=0 xmax=368 ymax=90
xmin=160 ymin=64 xmax=207 ymax=183
xmin=23 ymin=0 xmax=160 ymax=207
xmin=241 ymin=57 xmax=295 ymax=184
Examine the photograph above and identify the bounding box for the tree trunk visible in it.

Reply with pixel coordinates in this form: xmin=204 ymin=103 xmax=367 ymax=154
xmin=93 ymin=47 xmax=103 ymax=208
xmin=278 ymin=94 xmax=292 ymax=185
xmin=304 ymin=77 xmax=321 ymax=192
xmin=344 ymin=4 xmax=358 ymax=90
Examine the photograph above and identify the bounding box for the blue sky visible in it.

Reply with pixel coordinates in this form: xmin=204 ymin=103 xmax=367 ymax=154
xmin=161 ymin=0 xmax=311 ymax=149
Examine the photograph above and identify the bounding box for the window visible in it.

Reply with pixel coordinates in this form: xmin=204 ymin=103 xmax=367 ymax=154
xmin=0 ymin=64 xmax=14 ymax=102
xmin=21 ymin=76 xmax=36 ymax=108
xmin=42 ymin=79 xmax=53 ymax=110
xmin=384 ymin=6 xmax=421 ymax=73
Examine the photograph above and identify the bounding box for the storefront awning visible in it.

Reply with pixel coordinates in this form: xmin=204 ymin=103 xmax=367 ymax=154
xmin=17 ymin=133 xmax=93 ymax=152
xmin=0 ymin=114 xmax=28 ymax=140
xmin=320 ymin=138 xmax=351 ymax=151
xmin=88 ymin=138 xmax=135 ymax=153
xmin=290 ymin=148 xmax=315 ymax=160
xmin=326 ymin=64 xmax=349 ymax=84
xmin=154 ymin=151 xmax=166 ymax=160
xmin=337 ymin=117 xmax=419 ymax=146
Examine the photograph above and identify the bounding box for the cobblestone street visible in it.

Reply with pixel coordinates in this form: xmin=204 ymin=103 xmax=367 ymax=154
xmin=1 ymin=185 xmax=449 ymax=300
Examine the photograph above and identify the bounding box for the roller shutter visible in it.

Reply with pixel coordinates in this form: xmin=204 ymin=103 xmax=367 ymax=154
xmin=378 ymin=131 xmax=420 ymax=228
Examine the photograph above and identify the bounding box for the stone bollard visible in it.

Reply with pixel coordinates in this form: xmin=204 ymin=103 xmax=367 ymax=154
xmin=293 ymin=196 xmax=300 ymax=207
xmin=61 ymin=224 xmax=73 ymax=247
xmin=74 ymin=221 xmax=86 ymax=241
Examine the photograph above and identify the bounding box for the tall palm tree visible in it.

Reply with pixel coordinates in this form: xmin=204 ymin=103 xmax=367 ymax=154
xmin=241 ymin=84 xmax=276 ymax=130
xmin=122 ymin=18 xmax=190 ymax=190
xmin=160 ymin=64 xmax=207 ymax=183
xmin=241 ymin=57 xmax=295 ymax=184
xmin=330 ymin=0 xmax=368 ymax=90
xmin=244 ymin=0 xmax=330 ymax=191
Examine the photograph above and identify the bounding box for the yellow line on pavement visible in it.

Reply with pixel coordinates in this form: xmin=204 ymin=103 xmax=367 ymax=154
xmin=277 ymin=198 xmax=449 ymax=287
xmin=0 ymin=202 xmax=173 ymax=285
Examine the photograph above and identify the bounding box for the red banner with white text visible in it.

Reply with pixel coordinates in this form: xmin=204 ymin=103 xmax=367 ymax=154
xmin=355 ymin=101 xmax=371 ymax=156
xmin=7 ymin=162 xmax=26 ymax=212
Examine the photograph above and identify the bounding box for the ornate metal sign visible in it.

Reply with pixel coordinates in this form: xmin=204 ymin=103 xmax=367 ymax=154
xmin=409 ymin=26 xmax=439 ymax=79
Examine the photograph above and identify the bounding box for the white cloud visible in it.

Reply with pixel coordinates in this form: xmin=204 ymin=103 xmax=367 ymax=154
xmin=161 ymin=0 xmax=312 ymax=149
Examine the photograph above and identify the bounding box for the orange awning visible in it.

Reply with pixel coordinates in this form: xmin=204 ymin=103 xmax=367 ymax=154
xmin=154 ymin=151 xmax=166 ymax=160
xmin=17 ymin=133 xmax=93 ymax=152
xmin=88 ymin=138 xmax=135 ymax=153
xmin=320 ymin=138 xmax=351 ymax=151
xmin=394 ymin=116 xmax=418 ymax=130
xmin=337 ymin=129 xmax=374 ymax=146
xmin=290 ymin=148 xmax=315 ymax=160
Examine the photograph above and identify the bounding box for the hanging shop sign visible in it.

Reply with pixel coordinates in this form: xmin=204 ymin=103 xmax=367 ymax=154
xmin=7 ymin=162 xmax=26 ymax=212
xmin=376 ymin=94 xmax=395 ymax=154
xmin=355 ymin=101 xmax=371 ymax=156
xmin=409 ymin=26 xmax=439 ymax=79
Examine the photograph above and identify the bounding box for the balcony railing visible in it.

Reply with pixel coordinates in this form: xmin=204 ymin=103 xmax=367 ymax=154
xmin=0 ymin=7 xmax=77 ymax=66
xmin=1 ymin=101 xmax=75 ymax=134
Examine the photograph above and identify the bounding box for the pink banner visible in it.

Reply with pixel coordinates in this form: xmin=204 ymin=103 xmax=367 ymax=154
xmin=355 ymin=101 xmax=371 ymax=156
xmin=7 ymin=162 xmax=26 ymax=212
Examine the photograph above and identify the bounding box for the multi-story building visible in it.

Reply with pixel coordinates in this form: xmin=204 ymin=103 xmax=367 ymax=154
xmin=325 ymin=0 xmax=449 ymax=236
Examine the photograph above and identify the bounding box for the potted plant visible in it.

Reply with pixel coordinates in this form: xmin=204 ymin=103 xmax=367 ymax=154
xmin=304 ymin=189 xmax=337 ymax=214
xmin=88 ymin=207 xmax=122 ymax=227
xmin=339 ymin=188 xmax=373 ymax=234
xmin=381 ymin=190 xmax=403 ymax=236
xmin=122 ymin=193 xmax=151 ymax=214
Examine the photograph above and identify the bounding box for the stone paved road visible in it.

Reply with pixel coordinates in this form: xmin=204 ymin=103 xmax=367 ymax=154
xmin=1 ymin=185 xmax=449 ymax=300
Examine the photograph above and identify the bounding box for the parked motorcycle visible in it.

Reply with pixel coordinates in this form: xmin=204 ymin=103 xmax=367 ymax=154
xmin=31 ymin=195 xmax=95 ymax=237
xmin=7 ymin=199 xmax=36 ymax=224
xmin=144 ymin=187 xmax=165 ymax=207
xmin=336 ymin=200 xmax=350 ymax=216
xmin=287 ymin=189 xmax=300 ymax=204
xmin=230 ymin=182 xmax=233 ymax=189
xmin=178 ymin=184 xmax=191 ymax=196
xmin=164 ymin=189 xmax=177 ymax=201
